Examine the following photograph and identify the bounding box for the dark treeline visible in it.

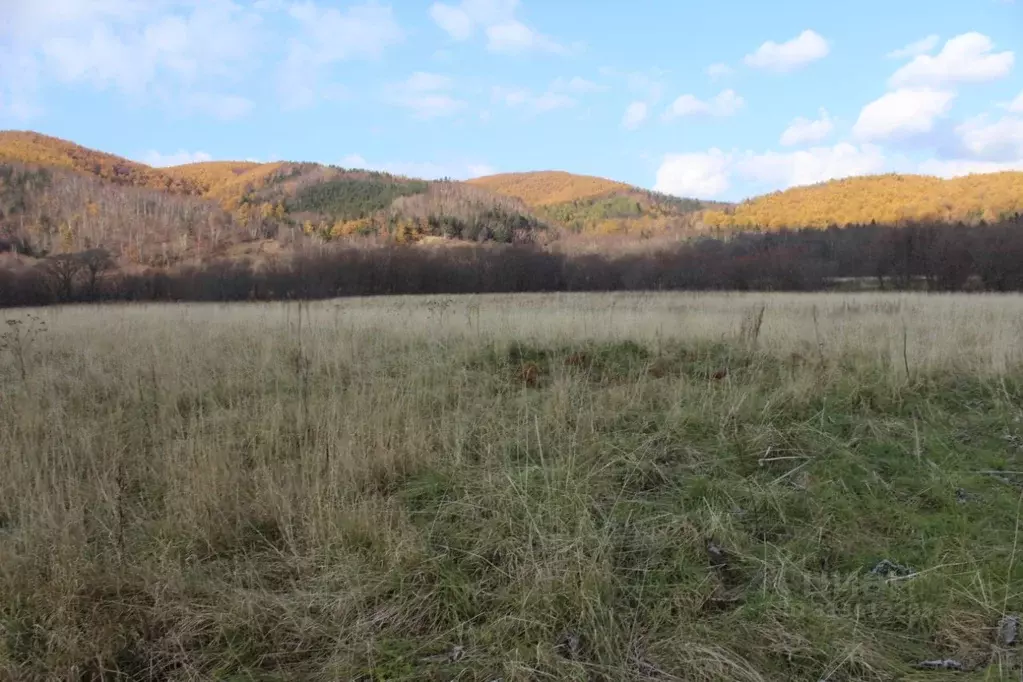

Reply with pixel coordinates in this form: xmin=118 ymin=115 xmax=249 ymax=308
xmin=3 ymin=216 xmax=1023 ymax=307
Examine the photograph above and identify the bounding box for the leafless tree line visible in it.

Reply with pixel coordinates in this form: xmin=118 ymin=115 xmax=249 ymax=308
xmin=2 ymin=216 xmax=1023 ymax=307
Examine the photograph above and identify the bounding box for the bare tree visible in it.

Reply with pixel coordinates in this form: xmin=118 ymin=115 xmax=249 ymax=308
xmin=38 ymin=253 xmax=85 ymax=301
xmin=79 ymin=248 xmax=115 ymax=299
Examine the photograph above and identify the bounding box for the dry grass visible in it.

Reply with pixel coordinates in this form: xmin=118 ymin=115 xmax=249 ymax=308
xmin=2 ymin=292 xmax=1023 ymax=680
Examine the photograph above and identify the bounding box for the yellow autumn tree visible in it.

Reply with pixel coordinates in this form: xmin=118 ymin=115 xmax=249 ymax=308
xmin=702 ymin=172 xmax=1023 ymax=229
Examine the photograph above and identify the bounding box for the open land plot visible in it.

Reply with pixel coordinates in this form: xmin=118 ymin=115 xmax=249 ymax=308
xmin=2 ymin=292 xmax=1023 ymax=680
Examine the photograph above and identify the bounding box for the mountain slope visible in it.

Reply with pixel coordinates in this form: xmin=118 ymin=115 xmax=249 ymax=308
xmin=0 ymin=162 xmax=244 ymax=265
xmin=467 ymin=170 xmax=634 ymax=205
xmin=5 ymin=130 xmax=1023 ymax=248
xmin=0 ymin=131 xmax=205 ymax=195
xmin=0 ymin=133 xmax=554 ymax=259
xmin=703 ymin=172 xmax=1023 ymax=229
xmin=470 ymin=170 xmax=726 ymax=236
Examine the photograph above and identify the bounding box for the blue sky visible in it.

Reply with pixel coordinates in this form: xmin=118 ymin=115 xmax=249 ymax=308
xmin=1 ymin=0 xmax=1022 ymax=201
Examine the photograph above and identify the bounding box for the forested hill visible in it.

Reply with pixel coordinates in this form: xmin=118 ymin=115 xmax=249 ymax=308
xmin=468 ymin=170 xmax=728 ymax=235
xmin=4 ymin=130 xmax=1023 ymax=306
xmin=0 ymin=131 xmax=553 ymax=258
xmin=3 ymin=130 xmax=1023 ymax=253
xmin=702 ymin=172 xmax=1023 ymax=229
xmin=0 ymin=130 xmax=205 ymax=195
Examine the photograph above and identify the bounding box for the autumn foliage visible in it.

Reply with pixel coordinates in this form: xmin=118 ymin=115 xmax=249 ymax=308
xmin=703 ymin=172 xmax=1023 ymax=229
xmin=468 ymin=171 xmax=634 ymax=205
xmin=4 ymin=130 xmax=1023 ymax=309
xmin=0 ymin=131 xmax=205 ymax=195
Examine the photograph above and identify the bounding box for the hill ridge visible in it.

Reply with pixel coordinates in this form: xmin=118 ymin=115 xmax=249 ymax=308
xmin=703 ymin=171 xmax=1023 ymax=228
xmin=3 ymin=130 xmax=1022 ymax=234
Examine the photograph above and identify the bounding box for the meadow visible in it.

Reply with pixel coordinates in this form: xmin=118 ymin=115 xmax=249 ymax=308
xmin=2 ymin=292 xmax=1023 ymax=680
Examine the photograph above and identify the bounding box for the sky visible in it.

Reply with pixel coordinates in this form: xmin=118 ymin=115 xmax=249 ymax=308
xmin=0 ymin=0 xmax=1022 ymax=201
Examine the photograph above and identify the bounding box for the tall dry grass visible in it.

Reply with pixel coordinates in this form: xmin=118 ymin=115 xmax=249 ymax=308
xmin=1 ymin=293 xmax=1022 ymax=679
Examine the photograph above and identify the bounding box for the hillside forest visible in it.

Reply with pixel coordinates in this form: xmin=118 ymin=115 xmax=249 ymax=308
xmin=2 ymin=130 xmax=1023 ymax=306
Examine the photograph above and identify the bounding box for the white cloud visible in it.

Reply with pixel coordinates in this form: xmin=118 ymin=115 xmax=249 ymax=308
xmin=467 ymin=163 xmax=497 ymax=177
xmin=0 ymin=51 xmax=40 ymax=119
xmin=280 ymin=2 xmax=404 ymax=108
xmin=852 ymin=87 xmax=956 ymax=141
xmin=142 ymin=149 xmax=214 ymax=167
xmin=744 ymin=30 xmax=829 ymax=72
xmin=780 ymin=109 xmax=834 ymax=146
xmin=889 ymin=32 xmax=1014 ymax=88
xmin=626 ymin=71 xmax=666 ymax=104
xmin=340 ymin=153 xmax=368 ymax=168
xmin=886 ymin=35 xmax=939 ymax=59
xmin=653 ymin=143 xmax=892 ymax=198
xmin=1007 ymin=90 xmax=1023 ymax=113
xmin=486 ymin=20 xmax=567 ymax=54
xmin=654 ymin=149 xmax=732 ymax=197
xmin=918 ymin=158 xmax=1023 ymax=177
xmin=429 ymin=0 xmax=568 ymax=54
xmin=736 ymin=143 xmax=888 ymax=188
xmin=429 ymin=2 xmax=474 ymax=40
xmin=385 ymin=71 xmax=467 ymax=119
xmin=663 ymin=90 xmax=745 ymax=119
xmin=706 ymin=63 xmax=734 ymax=79
xmin=492 ymin=76 xmax=602 ymax=115
xmin=287 ymin=2 xmax=403 ymax=62
xmin=622 ymin=101 xmax=648 ymax=129
xmin=0 ymin=0 xmax=263 ymax=117
xmin=954 ymin=115 xmax=1023 ymax=161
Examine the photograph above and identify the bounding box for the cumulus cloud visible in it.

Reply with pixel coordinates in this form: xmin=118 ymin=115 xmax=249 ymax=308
xmin=429 ymin=2 xmax=474 ymax=40
xmin=654 ymin=149 xmax=732 ymax=197
xmin=622 ymin=101 xmax=648 ymax=129
xmin=492 ymin=76 xmax=602 ymax=115
xmin=625 ymin=70 xmax=667 ymax=104
xmin=654 ymin=143 xmax=891 ymax=198
xmin=918 ymin=158 xmax=1023 ymax=177
xmin=0 ymin=0 xmax=264 ymax=116
xmin=429 ymin=0 xmax=568 ymax=54
xmin=888 ymin=32 xmax=1014 ymax=88
xmin=385 ymin=71 xmax=467 ymax=119
xmin=954 ymin=115 xmax=1023 ymax=161
xmin=663 ymin=90 xmax=745 ymax=119
xmin=486 ymin=20 xmax=568 ymax=54
xmin=744 ymin=30 xmax=829 ymax=72
xmin=0 ymin=51 xmax=40 ymax=119
xmin=467 ymin=163 xmax=497 ymax=177
xmin=141 ymin=149 xmax=214 ymax=167
xmin=886 ymin=35 xmax=939 ymax=59
xmin=1007 ymin=90 xmax=1023 ymax=113
xmin=780 ymin=109 xmax=834 ymax=146
xmin=852 ymin=88 xmax=956 ymax=141
xmin=736 ymin=143 xmax=888 ymax=188
xmin=280 ymin=2 xmax=404 ymax=108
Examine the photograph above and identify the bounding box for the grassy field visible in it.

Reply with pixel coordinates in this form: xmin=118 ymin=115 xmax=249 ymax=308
xmin=2 ymin=292 xmax=1023 ymax=680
